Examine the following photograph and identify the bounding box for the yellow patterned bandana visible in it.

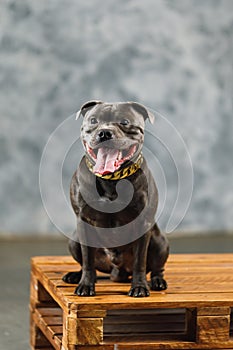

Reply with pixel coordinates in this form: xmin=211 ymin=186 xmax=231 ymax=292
xmin=85 ymin=154 xmax=143 ymax=180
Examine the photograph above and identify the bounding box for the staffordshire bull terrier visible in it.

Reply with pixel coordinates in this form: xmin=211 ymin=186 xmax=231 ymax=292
xmin=62 ymin=101 xmax=169 ymax=297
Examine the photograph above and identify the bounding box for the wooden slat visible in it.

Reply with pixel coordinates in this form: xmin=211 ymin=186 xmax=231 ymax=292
xmin=54 ymin=283 xmax=233 ymax=295
xmin=104 ymin=323 xmax=185 ymax=333
xmin=35 ymin=264 xmax=80 ymax=272
xmin=31 ymin=256 xmax=76 ymax=264
xmin=32 ymin=308 xmax=62 ymax=350
xmin=167 ymin=254 xmax=233 ymax=263
xmin=37 ymin=307 xmax=63 ymax=316
xmin=64 ymin=292 xmax=233 ymax=311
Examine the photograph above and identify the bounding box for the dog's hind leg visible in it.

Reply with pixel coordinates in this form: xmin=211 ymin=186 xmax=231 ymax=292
xmin=147 ymin=223 xmax=169 ymax=291
xmin=62 ymin=270 xmax=82 ymax=284
xmin=62 ymin=238 xmax=83 ymax=284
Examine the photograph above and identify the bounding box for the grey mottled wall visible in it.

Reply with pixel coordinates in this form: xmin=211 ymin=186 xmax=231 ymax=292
xmin=0 ymin=0 xmax=232 ymax=236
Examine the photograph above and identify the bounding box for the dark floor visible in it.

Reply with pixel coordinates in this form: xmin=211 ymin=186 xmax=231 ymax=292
xmin=0 ymin=233 xmax=233 ymax=350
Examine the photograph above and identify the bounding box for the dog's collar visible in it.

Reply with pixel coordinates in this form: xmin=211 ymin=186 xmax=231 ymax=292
xmin=85 ymin=153 xmax=143 ymax=180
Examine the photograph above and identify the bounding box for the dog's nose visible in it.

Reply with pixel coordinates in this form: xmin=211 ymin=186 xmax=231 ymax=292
xmin=97 ymin=129 xmax=113 ymax=142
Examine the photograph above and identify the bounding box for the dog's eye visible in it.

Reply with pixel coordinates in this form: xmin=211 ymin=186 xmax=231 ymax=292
xmin=90 ymin=117 xmax=98 ymax=124
xmin=120 ymin=119 xmax=129 ymax=126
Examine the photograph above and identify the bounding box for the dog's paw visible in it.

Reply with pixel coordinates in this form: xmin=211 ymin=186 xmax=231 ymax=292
xmin=74 ymin=283 xmax=96 ymax=297
xmin=128 ymin=285 xmax=150 ymax=297
xmin=62 ymin=271 xmax=82 ymax=284
xmin=151 ymin=276 xmax=167 ymax=291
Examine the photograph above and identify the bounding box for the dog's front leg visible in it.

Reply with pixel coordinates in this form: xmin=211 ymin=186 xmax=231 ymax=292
xmin=75 ymin=244 xmax=96 ymax=296
xmin=128 ymin=234 xmax=150 ymax=297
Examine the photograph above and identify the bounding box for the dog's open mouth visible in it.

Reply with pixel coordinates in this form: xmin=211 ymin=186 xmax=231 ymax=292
xmin=85 ymin=143 xmax=138 ymax=175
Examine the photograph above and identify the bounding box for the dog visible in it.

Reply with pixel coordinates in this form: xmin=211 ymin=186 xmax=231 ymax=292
xmin=62 ymin=101 xmax=169 ymax=297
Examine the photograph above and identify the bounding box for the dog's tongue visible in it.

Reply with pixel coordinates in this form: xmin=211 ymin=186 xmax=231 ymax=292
xmin=93 ymin=148 xmax=119 ymax=175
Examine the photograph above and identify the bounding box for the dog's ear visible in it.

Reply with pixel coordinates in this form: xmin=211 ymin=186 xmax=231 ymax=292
xmin=76 ymin=100 xmax=103 ymax=120
xmin=128 ymin=102 xmax=155 ymax=124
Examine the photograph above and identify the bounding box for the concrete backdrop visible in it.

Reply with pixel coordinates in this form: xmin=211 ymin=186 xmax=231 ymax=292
xmin=0 ymin=0 xmax=232 ymax=237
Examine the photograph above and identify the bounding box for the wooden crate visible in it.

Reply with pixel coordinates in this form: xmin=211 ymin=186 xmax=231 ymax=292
xmin=30 ymin=254 xmax=233 ymax=349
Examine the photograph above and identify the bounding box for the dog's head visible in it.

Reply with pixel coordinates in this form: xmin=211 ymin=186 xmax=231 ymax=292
xmin=76 ymin=101 xmax=154 ymax=176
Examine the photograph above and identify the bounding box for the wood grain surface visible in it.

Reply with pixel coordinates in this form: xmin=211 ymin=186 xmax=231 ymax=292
xmin=30 ymin=254 xmax=233 ymax=349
